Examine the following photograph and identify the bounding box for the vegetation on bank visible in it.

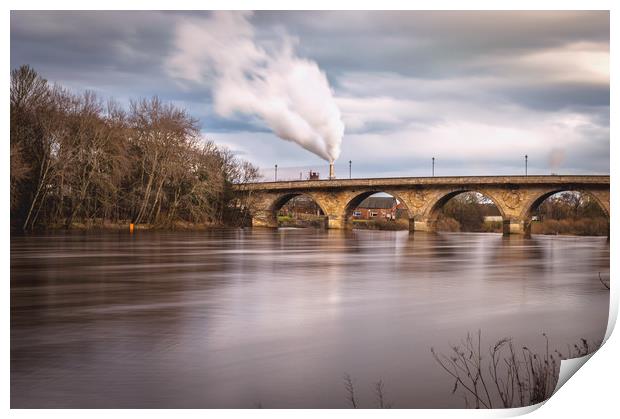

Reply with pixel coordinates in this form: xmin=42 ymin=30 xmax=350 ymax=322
xmin=278 ymin=214 xmax=326 ymax=228
xmin=351 ymin=218 xmax=409 ymax=231
xmin=531 ymin=217 xmax=609 ymax=236
xmin=10 ymin=65 xmax=259 ymax=231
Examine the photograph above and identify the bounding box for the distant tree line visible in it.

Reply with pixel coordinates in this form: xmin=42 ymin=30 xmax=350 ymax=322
xmin=10 ymin=65 xmax=260 ymax=231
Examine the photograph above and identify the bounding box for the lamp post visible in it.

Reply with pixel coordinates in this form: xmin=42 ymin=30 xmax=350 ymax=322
xmin=432 ymin=157 xmax=435 ymax=177
xmin=349 ymin=160 xmax=352 ymax=179
xmin=525 ymin=155 xmax=528 ymax=177
xmin=275 ymin=164 xmax=278 ymax=181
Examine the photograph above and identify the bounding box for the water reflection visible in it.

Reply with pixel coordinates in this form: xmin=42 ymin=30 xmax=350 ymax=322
xmin=11 ymin=229 xmax=609 ymax=408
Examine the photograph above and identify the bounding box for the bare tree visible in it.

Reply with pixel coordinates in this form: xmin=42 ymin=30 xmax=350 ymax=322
xmin=11 ymin=65 xmax=260 ymax=230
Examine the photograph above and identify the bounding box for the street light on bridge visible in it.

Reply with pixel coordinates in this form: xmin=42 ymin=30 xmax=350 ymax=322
xmin=275 ymin=164 xmax=278 ymax=181
xmin=525 ymin=155 xmax=528 ymax=177
xmin=349 ymin=160 xmax=352 ymax=179
xmin=432 ymin=157 xmax=435 ymax=177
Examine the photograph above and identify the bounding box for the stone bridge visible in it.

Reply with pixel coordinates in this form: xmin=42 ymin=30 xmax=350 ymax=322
xmin=234 ymin=175 xmax=610 ymax=235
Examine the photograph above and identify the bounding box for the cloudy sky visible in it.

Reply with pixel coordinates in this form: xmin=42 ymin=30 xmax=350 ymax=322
xmin=11 ymin=11 xmax=609 ymax=180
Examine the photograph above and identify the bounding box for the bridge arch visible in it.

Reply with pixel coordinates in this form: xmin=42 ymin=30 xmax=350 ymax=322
xmin=520 ymin=188 xmax=609 ymax=236
xmin=250 ymin=192 xmax=329 ymax=228
xmin=342 ymin=190 xmax=413 ymax=230
xmin=271 ymin=192 xmax=327 ymax=214
xmin=422 ymin=189 xmax=506 ymax=233
xmin=272 ymin=193 xmax=328 ymax=227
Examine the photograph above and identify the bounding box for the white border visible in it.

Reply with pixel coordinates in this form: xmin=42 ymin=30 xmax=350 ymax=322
xmin=4 ymin=1 xmax=616 ymax=418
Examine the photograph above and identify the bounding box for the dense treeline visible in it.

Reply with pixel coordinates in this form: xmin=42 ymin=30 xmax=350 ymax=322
xmin=10 ymin=65 xmax=259 ymax=231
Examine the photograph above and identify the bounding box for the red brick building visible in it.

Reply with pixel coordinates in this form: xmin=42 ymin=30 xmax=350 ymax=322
xmin=352 ymin=196 xmax=405 ymax=220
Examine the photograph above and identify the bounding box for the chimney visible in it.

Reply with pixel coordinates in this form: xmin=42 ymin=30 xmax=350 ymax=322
xmin=329 ymin=162 xmax=335 ymax=179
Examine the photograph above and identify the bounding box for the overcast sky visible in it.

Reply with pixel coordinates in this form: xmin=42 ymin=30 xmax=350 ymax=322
xmin=11 ymin=11 xmax=609 ymax=180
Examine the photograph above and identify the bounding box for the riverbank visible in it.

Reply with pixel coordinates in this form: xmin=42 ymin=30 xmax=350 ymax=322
xmin=277 ymin=215 xmax=326 ymax=228
xmin=11 ymin=220 xmax=227 ymax=233
xmin=351 ymin=219 xmax=409 ymax=231
xmin=531 ymin=218 xmax=609 ymax=236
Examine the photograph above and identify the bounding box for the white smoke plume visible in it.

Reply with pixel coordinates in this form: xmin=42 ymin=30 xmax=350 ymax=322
xmin=166 ymin=11 xmax=344 ymax=162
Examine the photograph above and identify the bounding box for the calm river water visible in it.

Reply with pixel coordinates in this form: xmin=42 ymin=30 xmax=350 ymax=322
xmin=11 ymin=229 xmax=609 ymax=408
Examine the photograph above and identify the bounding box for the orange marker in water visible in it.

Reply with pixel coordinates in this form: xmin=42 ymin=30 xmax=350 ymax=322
xmin=129 ymin=223 xmax=134 ymax=233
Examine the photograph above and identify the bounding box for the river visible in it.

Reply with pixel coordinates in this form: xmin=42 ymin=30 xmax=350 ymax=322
xmin=10 ymin=229 xmax=610 ymax=408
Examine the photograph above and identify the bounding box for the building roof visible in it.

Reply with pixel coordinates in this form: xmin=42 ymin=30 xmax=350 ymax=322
xmin=358 ymin=196 xmax=397 ymax=209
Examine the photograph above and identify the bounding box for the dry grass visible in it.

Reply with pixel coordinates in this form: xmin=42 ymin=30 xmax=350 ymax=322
xmin=352 ymin=218 xmax=409 ymax=231
xmin=278 ymin=214 xmax=326 ymax=228
xmin=531 ymin=217 xmax=608 ymax=236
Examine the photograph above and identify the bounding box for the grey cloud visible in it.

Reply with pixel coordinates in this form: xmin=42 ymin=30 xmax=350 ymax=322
xmin=499 ymin=85 xmax=610 ymax=111
xmin=255 ymin=11 xmax=609 ymax=78
xmin=11 ymin=11 xmax=175 ymax=69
